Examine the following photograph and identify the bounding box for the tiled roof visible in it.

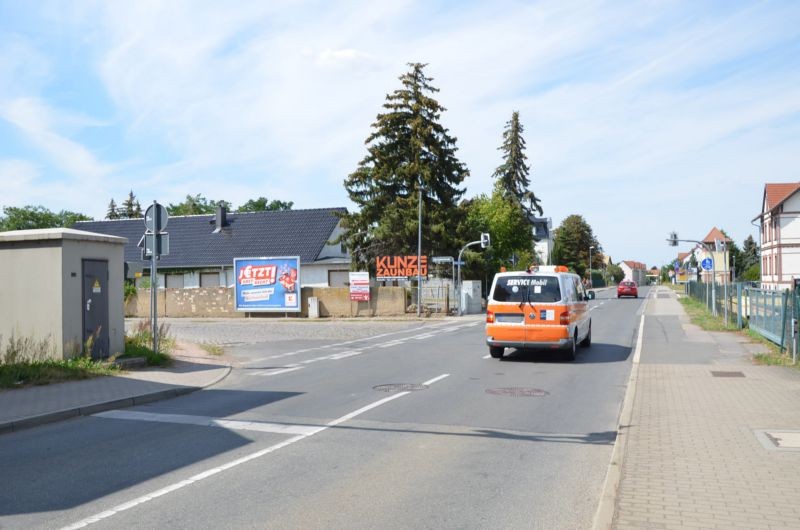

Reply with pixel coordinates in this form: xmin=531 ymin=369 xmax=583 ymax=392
xmin=754 ymin=182 xmax=800 ymax=221
xmin=765 ymin=182 xmax=800 ymax=210
xmin=701 ymin=226 xmax=731 ymax=244
xmin=677 ymin=252 xmax=690 ymax=262
xmin=74 ymin=207 xmax=346 ymax=268
xmin=622 ymin=260 xmax=646 ymax=270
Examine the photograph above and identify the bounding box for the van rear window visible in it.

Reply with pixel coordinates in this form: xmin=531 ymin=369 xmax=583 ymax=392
xmin=491 ymin=276 xmax=562 ymax=303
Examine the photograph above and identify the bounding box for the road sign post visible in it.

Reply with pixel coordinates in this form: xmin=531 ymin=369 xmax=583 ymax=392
xmin=141 ymin=201 xmax=170 ymax=354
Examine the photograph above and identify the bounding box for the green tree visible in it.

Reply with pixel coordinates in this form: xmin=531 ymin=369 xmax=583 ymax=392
xmin=121 ymin=190 xmax=142 ymax=218
xmin=238 ymin=197 xmax=293 ymax=212
xmin=106 ymin=199 xmax=120 ymax=220
xmin=458 ymin=190 xmax=533 ymax=279
xmin=741 ymin=263 xmax=760 ymax=282
xmin=0 ymin=205 xmax=91 ymax=231
xmin=608 ymin=263 xmax=624 ymax=283
xmin=551 ymin=214 xmax=601 ymax=277
xmin=340 ymin=63 xmax=468 ymax=268
xmin=720 ymin=229 xmax=742 ymax=278
xmin=741 ymin=234 xmax=759 ymax=272
xmin=492 ymin=111 xmax=542 ymax=217
xmin=167 ymin=194 xmax=229 ymax=216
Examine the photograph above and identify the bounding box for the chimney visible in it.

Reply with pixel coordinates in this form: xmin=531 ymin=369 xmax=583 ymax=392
xmin=213 ymin=204 xmax=227 ymax=233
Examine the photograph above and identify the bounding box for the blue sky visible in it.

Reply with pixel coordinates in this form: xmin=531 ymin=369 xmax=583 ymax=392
xmin=1 ymin=0 xmax=798 ymax=268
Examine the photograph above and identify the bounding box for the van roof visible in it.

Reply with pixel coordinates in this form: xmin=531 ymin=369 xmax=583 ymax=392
xmin=492 ymin=269 xmax=576 ymax=278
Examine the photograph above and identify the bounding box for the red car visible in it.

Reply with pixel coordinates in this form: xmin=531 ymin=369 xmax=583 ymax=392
xmin=617 ymin=280 xmax=638 ymax=298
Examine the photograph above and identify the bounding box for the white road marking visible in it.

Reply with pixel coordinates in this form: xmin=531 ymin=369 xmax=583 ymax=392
xmin=482 ymin=354 xmax=491 ymax=359
xmin=242 ymin=321 xmax=468 ymax=365
xmin=633 ymin=313 xmax=646 ymax=364
xmin=92 ymin=410 xmax=321 ymax=436
xmin=423 ymin=373 xmax=450 ymax=385
xmin=251 ymin=366 xmax=303 ymax=377
xmin=64 ymin=373 xmax=450 ymax=529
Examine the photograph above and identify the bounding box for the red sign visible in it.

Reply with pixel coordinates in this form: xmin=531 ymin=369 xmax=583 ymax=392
xmin=238 ymin=264 xmax=277 ymax=286
xmin=376 ymin=256 xmax=428 ymax=279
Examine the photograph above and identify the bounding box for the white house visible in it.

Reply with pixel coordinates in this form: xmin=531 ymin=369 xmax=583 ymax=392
xmin=620 ymin=260 xmax=647 ymax=285
xmin=753 ymin=182 xmax=800 ymax=290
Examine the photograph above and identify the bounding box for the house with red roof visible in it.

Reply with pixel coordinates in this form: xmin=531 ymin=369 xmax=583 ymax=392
xmin=753 ymin=182 xmax=800 ymax=290
xmin=620 ymin=260 xmax=647 ymax=285
xmin=694 ymin=226 xmax=732 ymax=285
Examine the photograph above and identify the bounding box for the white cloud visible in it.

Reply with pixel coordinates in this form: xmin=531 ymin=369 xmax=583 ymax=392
xmin=2 ymin=0 xmax=796 ymax=263
xmin=0 ymin=98 xmax=112 ymax=180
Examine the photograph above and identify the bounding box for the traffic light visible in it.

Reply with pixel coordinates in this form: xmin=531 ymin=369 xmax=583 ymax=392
xmin=481 ymin=233 xmax=491 ymax=248
xmin=668 ymin=231 xmax=678 ymax=247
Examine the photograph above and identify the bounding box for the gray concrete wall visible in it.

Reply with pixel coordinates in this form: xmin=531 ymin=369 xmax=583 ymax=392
xmin=61 ymin=239 xmax=126 ymax=357
xmin=0 ymin=240 xmax=63 ymax=359
xmin=125 ymin=286 xmax=407 ymax=318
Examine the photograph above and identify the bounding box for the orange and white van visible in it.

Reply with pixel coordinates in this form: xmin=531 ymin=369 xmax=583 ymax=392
xmin=485 ymin=266 xmax=594 ymax=361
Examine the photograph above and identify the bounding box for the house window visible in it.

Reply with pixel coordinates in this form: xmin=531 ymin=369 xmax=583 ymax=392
xmin=200 ymin=272 xmax=220 ymax=287
xmin=329 ymin=270 xmax=350 ymax=287
xmin=166 ymin=274 xmax=184 ymax=288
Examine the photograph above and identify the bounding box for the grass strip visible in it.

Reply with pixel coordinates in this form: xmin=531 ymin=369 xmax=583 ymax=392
xmin=0 ymin=357 xmax=119 ymax=389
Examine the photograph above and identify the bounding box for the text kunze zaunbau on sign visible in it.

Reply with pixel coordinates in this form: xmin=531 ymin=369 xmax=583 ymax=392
xmin=376 ymin=255 xmax=427 ymax=280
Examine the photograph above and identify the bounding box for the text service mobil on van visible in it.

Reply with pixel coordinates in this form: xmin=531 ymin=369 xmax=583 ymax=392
xmin=485 ymin=266 xmax=593 ymax=360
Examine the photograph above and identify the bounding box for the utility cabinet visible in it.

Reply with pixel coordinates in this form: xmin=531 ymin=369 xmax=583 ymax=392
xmin=460 ymin=280 xmax=483 ymax=315
xmin=0 ymin=228 xmax=127 ymax=360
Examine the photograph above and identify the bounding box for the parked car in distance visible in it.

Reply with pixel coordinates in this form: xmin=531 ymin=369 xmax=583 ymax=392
xmin=617 ymin=280 xmax=638 ymax=298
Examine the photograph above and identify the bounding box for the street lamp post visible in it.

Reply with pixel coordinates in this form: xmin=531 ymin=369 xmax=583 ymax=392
xmin=588 ymin=245 xmax=594 ymax=288
xmin=417 ymin=175 xmax=423 ymax=318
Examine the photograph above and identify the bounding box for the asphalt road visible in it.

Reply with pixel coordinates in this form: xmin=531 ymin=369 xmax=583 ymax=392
xmin=0 ymin=287 xmax=650 ymax=530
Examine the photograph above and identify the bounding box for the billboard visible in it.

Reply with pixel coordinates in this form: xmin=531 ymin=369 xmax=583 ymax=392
xmin=376 ymin=255 xmax=427 ymax=280
xmin=234 ymin=257 xmax=301 ymax=312
xmin=349 ymin=271 xmax=370 ymax=301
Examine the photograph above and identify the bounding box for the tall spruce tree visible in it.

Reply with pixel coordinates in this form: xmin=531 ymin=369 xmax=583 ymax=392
xmin=106 ymin=199 xmax=120 ymax=220
xmin=340 ymin=63 xmax=468 ymax=268
xmin=121 ymin=190 xmax=141 ymax=219
xmin=492 ymin=111 xmax=542 ymax=217
xmin=741 ymin=235 xmax=759 ymax=270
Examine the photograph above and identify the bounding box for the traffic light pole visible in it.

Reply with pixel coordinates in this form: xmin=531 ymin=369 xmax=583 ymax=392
xmin=457 ymin=240 xmax=482 ymax=316
xmin=667 ymin=235 xmax=717 ymax=317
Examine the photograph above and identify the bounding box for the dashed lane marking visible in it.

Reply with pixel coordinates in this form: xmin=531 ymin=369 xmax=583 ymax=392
xmin=66 ymin=374 xmax=450 ymax=529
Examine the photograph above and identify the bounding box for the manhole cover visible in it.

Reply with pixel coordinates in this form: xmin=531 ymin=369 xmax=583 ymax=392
xmin=711 ymin=371 xmax=745 ymax=378
xmin=486 ymin=387 xmax=549 ymax=397
xmin=657 ymin=294 xmax=670 ymax=299
xmin=373 ymin=383 xmax=428 ymax=393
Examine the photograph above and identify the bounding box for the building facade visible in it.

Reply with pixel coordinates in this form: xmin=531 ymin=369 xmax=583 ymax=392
xmin=754 ymin=182 xmax=800 ymax=290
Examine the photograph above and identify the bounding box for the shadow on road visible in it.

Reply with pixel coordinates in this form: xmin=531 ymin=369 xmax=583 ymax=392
xmin=499 ymin=342 xmax=631 ymax=364
xmin=0 ymin=389 xmax=301 ymax=517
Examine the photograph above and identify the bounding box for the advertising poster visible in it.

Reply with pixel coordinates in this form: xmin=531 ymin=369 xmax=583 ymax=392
xmin=349 ymin=271 xmax=370 ymax=301
xmin=234 ymin=257 xmax=301 ymax=312
xmin=376 ymin=255 xmax=428 ymax=280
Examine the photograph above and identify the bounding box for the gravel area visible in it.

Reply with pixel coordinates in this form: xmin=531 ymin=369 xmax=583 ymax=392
xmin=126 ymin=317 xmax=441 ymax=345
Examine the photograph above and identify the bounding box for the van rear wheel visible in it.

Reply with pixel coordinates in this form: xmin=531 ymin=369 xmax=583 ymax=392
xmin=489 ymin=346 xmax=504 ymax=359
xmin=564 ymin=334 xmax=577 ymax=361
xmin=580 ymin=321 xmax=592 ymax=347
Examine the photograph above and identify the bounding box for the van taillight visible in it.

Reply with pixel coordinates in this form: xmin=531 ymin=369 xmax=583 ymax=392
xmin=560 ymin=312 xmax=570 ymax=325
xmin=486 ymin=310 xmax=495 ymax=324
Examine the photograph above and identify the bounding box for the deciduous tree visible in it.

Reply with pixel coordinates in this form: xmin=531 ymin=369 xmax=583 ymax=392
xmin=238 ymin=197 xmax=293 ymax=212
xmin=0 ymin=205 xmax=91 ymax=231
xmin=551 ymin=214 xmax=601 ymax=277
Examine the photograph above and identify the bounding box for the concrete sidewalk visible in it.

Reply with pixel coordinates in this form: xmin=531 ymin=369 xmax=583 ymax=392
xmin=597 ymin=287 xmax=800 ymax=530
xmin=0 ymin=342 xmax=231 ymax=435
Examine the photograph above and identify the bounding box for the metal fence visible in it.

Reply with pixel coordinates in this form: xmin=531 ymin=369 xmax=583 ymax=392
xmin=685 ymin=281 xmax=748 ymax=328
xmin=747 ymin=287 xmax=790 ymax=348
xmin=685 ymin=281 xmax=797 ymax=357
xmin=405 ymin=284 xmax=455 ymax=315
